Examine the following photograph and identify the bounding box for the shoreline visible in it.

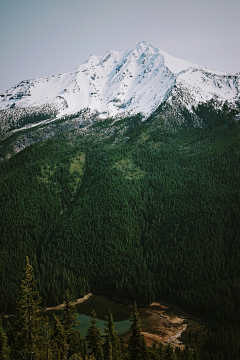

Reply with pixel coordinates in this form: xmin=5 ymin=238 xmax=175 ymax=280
xmin=40 ymin=293 xmax=92 ymax=313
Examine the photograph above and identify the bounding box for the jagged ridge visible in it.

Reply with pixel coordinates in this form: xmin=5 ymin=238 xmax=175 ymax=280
xmin=0 ymin=40 xmax=239 ymax=135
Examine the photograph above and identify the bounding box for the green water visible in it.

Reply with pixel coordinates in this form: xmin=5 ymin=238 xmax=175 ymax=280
xmin=75 ymin=294 xmax=132 ymax=337
xmin=76 ymin=314 xmax=132 ymax=338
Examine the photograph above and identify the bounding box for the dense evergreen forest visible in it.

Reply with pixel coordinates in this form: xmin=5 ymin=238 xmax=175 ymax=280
xmin=0 ymin=101 xmax=240 ymax=359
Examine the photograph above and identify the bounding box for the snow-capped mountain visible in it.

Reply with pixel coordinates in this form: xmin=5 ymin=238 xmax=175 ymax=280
xmin=0 ymin=41 xmax=239 ymax=134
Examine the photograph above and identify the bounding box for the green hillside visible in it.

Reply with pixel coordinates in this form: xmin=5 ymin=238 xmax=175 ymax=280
xmin=0 ymin=103 xmax=240 ymax=359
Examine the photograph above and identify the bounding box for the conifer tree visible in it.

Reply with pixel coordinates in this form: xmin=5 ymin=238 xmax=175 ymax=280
xmin=62 ymin=290 xmax=79 ymax=334
xmin=62 ymin=290 xmax=83 ymax=358
xmin=128 ymin=303 xmax=146 ymax=360
xmin=38 ymin=316 xmax=52 ymax=360
xmin=86 ymin=310 xmax=104 ymax=360
xmin=181 ymin=344 xmax=193 ymax=360
xmin=164 ymin=343 xmax=176 ymax=360
xmin=68 ymin=330 xmax=84 ymax=360
xmin=140 ymin=335 xmax=149 ymax=360
xmin=103 ymin=310 xmax=119 ymax=360
xmin=119 ymin=337 xmax=127 ymax=360
xmin=103 ymin=333 xmax=113 ymax=360
xmin=0 ymin=317 xmax=10 ymax=360
xmin=6 ymin=321 xmax=14 ymax=360
xmin=50 ymin=313 xmax=68 ymax=360
xmin=149 ymin=342 xmax=159 ymax=360
xmin=158 ymin=342 xmax=165 ymax=359
xmin=13 ymin=256 xmax=42 ymax=360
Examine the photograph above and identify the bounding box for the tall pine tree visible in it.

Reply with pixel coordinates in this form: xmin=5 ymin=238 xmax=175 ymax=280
xmin=128 ymin=303 xmax=147 ymax=360
xmin=0 ymin=317 xmax=10 ymax=360
xmin=86 ymin=310 xmax=104 ymax=360
xmin=50 ymin=313 xmax=68 ymax=360
xmin=13 ymin=256 xmax=42 ymax=360
xmin=62 ymin=290 xmax=83 ymax=358
xmin=103 ymin=310 xmax=120 ymax=360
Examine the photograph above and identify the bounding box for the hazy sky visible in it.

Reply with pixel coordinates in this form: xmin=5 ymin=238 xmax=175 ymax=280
xmin=0 ymin=0 xmax=239 ymax=93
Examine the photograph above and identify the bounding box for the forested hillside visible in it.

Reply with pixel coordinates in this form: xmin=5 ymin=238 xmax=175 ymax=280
xmin=0 ymin=102 xmax=240 ymax=359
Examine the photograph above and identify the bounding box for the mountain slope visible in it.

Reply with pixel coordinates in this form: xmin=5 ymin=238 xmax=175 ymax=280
xmin=1 ymin=41 xmax=239 ymax=137
xmin=0 ymin=109 xmax=240 ymax=359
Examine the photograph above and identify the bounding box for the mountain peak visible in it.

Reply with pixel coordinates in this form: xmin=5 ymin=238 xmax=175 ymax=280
xmin=0 ymin=41 xmax=239 ymax=130
xmin=132 ymin=40 xmax=154 ymax=54
xmin=136 ymin=40 xmax=148 ymax=48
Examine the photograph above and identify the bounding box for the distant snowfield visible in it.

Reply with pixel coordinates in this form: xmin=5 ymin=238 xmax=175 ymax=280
xmin=1 ymin=41 xmax=239 ymax=120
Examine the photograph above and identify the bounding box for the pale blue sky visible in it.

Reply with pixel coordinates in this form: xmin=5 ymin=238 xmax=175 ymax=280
xmin=0 ymin=0 xmax=239 ymax=93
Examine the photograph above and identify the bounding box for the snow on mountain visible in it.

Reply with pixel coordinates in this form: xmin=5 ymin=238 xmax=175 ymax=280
xmin=0 ymin=41 xmax=239 ymax=125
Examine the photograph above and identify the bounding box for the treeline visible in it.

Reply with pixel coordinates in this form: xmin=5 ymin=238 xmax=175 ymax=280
xmin=0 ymin=257 xmax=199 ymax=360
xmin=0 ymin=102 xmax=240 ymax=359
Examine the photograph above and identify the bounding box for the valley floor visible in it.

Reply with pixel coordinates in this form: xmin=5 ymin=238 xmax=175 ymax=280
xmin=40 ymin=294 xmax=200 ymax=349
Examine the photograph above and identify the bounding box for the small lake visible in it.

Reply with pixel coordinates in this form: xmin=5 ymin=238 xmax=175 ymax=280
xmin=75 ymin=294 xmax=132 ymax=338
xmin=76 ymin=314 xmax=132 ymax=338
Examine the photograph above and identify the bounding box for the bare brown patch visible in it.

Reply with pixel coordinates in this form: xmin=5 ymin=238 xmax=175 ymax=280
xmin=138 ymin=302 xmax=187 ymax=348
xmin=40 ymin=293 xmax=92 ymax=313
